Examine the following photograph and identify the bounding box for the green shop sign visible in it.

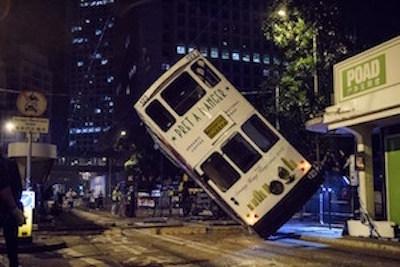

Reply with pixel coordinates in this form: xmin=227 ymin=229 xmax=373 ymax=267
xmin=342 ymin=54 xmax=386 ymax=99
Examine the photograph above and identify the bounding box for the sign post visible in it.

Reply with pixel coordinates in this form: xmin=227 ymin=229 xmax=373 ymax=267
xmin=14 ymin=90 xmax=48 ymax=241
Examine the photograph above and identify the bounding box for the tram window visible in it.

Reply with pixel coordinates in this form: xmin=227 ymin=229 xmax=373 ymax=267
xmin=222 ymin=134 xmax=261 ymax=173
xmin=161 ymin=72 xmax=205 ymax=116
xmin=145 ymin=100 xmax=176 ymax=132
xmin=191 ymin=59 xmax=221 ymax=88
xmin=201 ymin=152 xmax=240 ymax=192
xmin=242 ymin=115 xmax=279 ymax=152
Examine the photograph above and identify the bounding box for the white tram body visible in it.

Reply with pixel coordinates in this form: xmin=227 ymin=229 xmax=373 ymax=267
xmin=134 ymin=50 xmax=322 ymax=237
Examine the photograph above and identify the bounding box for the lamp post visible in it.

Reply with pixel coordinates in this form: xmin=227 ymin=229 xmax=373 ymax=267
xmin=273 ymin=8 xmax=288 ymax=130
xmin=313 ymin=33 xmax=318 ymax=96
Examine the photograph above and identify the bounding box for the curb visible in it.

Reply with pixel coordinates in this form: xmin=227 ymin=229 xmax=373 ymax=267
xmin=0 ymin=238 xmax=67 ymax=254
xmin=152 ymin=225 xmax=207 ymax=235
xmin=299 ymin=235 xmax=400 ymax=256
xmin=150 ymin=223 xmax=246 ymax=236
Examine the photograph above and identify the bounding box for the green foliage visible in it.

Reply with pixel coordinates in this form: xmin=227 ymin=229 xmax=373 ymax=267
xmin=261 ymin=0 xmax=350 ymax=155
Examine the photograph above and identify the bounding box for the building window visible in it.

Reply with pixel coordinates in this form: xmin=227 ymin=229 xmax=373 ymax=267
xmin=263 ymin=55 xmax=270 ymax=64
xmin=221 ymin=50 xmax=229 ymax=60
xmin=232 ymin=52 xmax=240 ymax=61
xmin=107 ymin=76 xmax=114 ymax=83
xmin=71 ymin=26 xmax=82 ymax=32
xmin=253 ymin=53 xmax=261 ymax=63
xmin=72 ymin=38 xmax=84 ymax=44
xmin=273 ymin=57 xmax=281 ymax=65
xmin=176 ymin=45 xmax=186 ymax=54
xmin=242 ymin=53 xmax=250 ymax=62
xmin=262 ymin=69 xmax=269 ymax=77
xmin=161 ymin=63 xmax=170 ymax=70
xmin=200 ymin=47 xmax=208 ymax=57
xmin=188 ymin=46 xmax=195 ymax=53
xmin=125 ymin=35 xmax=130 ymax=48
xmin=210 ymin=48 xmax=219 ymax=58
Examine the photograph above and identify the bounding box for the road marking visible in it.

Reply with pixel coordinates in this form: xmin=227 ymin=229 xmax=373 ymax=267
xmin=61 ymin=248 xmax=84 ymax=257
xmin=123 ymin=229 xmax=272 ymax=266
xmin=80 ymin=257 xmax=108 ymax=267
xmin=269 ymin=238 xmax=329 ymax=249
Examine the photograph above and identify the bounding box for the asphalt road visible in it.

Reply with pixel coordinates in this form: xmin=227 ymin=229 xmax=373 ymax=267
xmin=1 ymin=209 xmax=399 ymax=267
xmin=2 ymin=224 xmax=399 ymax=267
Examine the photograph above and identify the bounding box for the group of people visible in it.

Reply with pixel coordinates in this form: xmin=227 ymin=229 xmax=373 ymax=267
xmin=84 ymin=189 xmax=104 ymax=210
xmin=0 ymin=154 xmax=25 ymax=267
xmin=111 ymin=185 xmax=136 ymax=217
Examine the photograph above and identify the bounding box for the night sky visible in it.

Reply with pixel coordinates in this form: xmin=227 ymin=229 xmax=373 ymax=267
xmin=2 ymin=0 xmax=400 ymax=69
xmin=340 ymin=0 xmax=400 ymax=51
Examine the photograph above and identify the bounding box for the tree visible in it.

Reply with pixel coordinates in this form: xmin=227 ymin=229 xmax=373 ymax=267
xmin=261 ymin=0 xmax=351 ymax=156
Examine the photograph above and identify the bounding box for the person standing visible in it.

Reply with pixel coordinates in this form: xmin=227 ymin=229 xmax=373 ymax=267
xmin=0 ymin=155 xmax=25 ymax=267
xmin=88 ymin=190 xmax=96 ymax=209
xmin=179 ymin=173 xmax=191 ymax=217
xmin=97 ymin=191 xmax=104 ymax=210
xmin=111 ymin=185 xmax=121 ymax=215
xmin=125 ymin=186 xmax=136 ymax=217
xmin=65 ymin=188 xmax=76 ymax=209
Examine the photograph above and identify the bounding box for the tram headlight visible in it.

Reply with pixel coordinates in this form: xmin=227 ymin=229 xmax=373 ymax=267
xmin=298 ymin=160 xmax=311 ymax=173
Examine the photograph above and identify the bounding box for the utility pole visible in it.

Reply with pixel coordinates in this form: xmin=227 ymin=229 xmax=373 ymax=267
xmin=312 ymin=31 xmax=319 ymax=96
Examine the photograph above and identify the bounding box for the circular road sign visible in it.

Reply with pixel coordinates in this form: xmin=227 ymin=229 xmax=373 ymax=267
xmin=16 ymin=90 xmax=47 ymax=117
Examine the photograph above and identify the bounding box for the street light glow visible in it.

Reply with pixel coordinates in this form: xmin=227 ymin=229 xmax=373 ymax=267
xmin=277 ymin=9 xmax=287 ymax=18
xmin=120 ymin=130 xmax=127 ymax=137
xmin=4 ymin=121 xmax=15 ymax=132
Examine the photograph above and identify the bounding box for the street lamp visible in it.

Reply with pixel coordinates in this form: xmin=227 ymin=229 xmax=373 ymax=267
xmin=277 ymin=9 xmax=287 ymax=18
xmin=4 ymin=121 xmax=15 ymax=133
xmin=120 ymin=130 xmax=127 ymax=137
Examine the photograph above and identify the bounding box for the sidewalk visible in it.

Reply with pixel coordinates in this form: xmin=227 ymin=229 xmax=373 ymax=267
xmin=279 ymin=222 xmax=400 ymax=258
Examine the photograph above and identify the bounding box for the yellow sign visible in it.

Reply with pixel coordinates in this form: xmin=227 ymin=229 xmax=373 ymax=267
xmin=204 ymin=115 xmax=228 ymax=139
xmin=18 ymin=209 xmax=33 ymax=238
xmin=18 ymin=190 xmax=35 ymax=238
xmin=12 ymin=116 xmax=49 ymax=134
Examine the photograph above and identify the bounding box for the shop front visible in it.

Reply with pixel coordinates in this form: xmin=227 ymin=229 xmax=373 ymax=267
xmin=308 ymin=36 xmax=400 ymax=238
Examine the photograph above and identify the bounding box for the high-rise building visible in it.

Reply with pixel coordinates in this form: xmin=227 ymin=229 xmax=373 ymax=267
xmin=66 ymin=0 xmax=117 ymax=158
xmin=0 ymin=45 xmax=54 ymax=147
xmin=104 ymin=0 xmax=280 ymax=180
xmin=115 ymin=0 xmax=277 ymax=111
